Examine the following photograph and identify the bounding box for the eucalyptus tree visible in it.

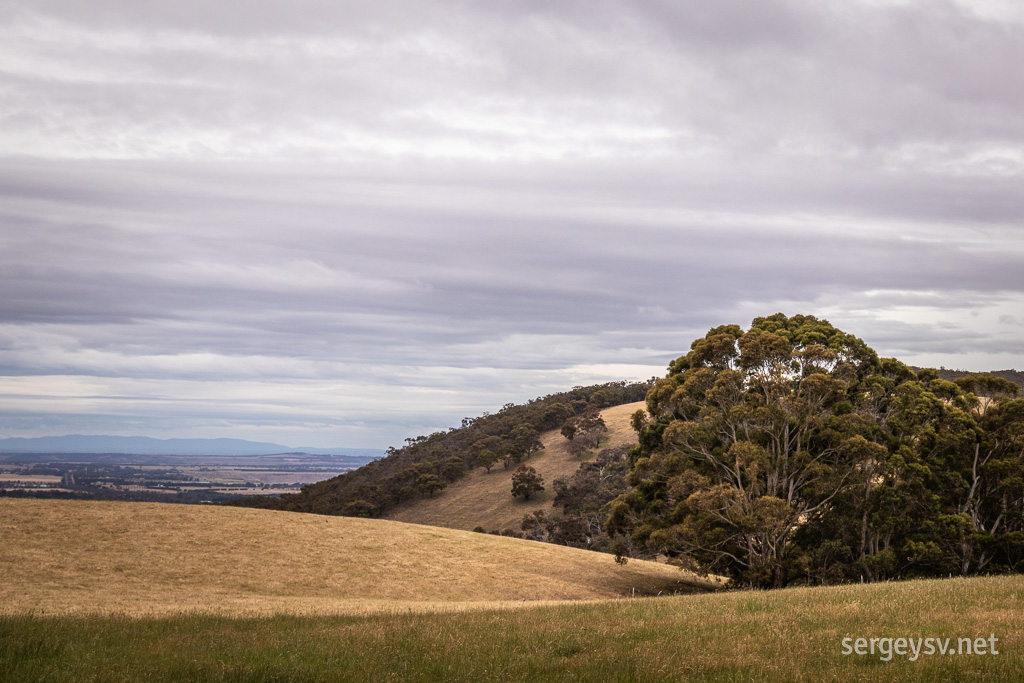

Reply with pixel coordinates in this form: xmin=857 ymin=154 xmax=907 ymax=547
xmin=610 ymin=314 xmax=1024 ymax=588
xmin=609 ymin=314 xmax=887 ymax=587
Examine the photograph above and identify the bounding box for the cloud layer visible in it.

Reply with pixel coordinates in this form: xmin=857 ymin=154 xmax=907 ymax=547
xmin=2 ymin=0 xmax=1022 ymax=447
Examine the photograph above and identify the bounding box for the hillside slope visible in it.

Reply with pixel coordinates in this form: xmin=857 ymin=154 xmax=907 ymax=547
xmin=385 ymin=401 xmax=643 ymax=532
xmin=228 ymin=382 xmax=651 ymax=519
xmin=0 ymin=498 xmax=714 ymax=617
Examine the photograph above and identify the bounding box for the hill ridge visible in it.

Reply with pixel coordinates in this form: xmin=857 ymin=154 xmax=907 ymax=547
xmin=229 ymin=380 xmax=652 ymax=519
xmin=385 ymin=401 xmax=644 ymax=533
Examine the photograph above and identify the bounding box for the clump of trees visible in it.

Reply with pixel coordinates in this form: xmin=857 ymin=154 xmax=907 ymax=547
xmin=416 ymin=473 xmax=446 ymax=498
xmin=553 ymin=444 xmax=633 ymax=518
xmin=495 ymin=444 xmax=636 ymax=552
xmin=229 ymin=380 xmax=651 ymax=518
xmin=606 ymin=313 xmax=1024 ymax=589
xmin=561 ymin=412 xmax=608 ymax=458
xmin=511 ymin=466 xmax=545 ymax=500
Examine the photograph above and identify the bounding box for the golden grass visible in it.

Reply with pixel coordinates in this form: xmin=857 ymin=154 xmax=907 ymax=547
xmin=386 ymin=401 xmax=645 ymax=532
xmin=0 ymin=498 xmax=715 ymax=618
xmin=5 ymin=574 xmax=1021 ymax=681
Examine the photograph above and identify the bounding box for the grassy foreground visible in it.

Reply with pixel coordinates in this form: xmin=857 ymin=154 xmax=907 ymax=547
xmin=3 ymin=574 xmax=1021 ymax=682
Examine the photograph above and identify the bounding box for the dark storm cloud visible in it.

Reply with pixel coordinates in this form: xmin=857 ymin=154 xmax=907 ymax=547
xmin=1 ymin=0 xmax=1022 ymax=446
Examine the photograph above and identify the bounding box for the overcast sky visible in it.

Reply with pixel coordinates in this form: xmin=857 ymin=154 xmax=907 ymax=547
xmin=1 ymin=0 xmax=1022 ymax=449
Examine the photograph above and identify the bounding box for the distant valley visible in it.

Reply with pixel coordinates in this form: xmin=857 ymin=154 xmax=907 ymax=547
xmin=0 ymin=434 xmax=384 ymax=458
xmin=0 ymin=441 xmax=384 ymax=504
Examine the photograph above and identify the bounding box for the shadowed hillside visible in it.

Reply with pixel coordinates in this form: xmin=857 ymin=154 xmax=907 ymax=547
xmin=385 ymin=401 xmax=643 ymax=532
xmin=0 ymin=498 xmax=716 ymax=618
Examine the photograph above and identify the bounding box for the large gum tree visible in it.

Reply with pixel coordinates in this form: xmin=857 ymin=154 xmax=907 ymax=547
xmin=609 ymin=314 xmax=890 ymax=587
xmin=610 ymin=314 xmax=1024 ymax=588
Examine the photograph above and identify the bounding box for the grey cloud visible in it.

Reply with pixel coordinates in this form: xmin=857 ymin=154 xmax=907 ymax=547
xmin=2 ymin=0 xmax=439 ymax=36
xmin=4 ymin=1 xmax=1017 ymax=163
xmin=3 ymin=160 xmax=1019 ymax=358
xmin=632 ymin=0 xmax=812 ymax=52
xmin=1 ymin=1 xmax=1022 ymax=446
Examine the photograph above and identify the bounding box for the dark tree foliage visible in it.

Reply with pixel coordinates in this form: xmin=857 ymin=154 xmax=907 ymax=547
xmin=562 ymin=412 xmax=608 ymax=458
xmin=929 ymin=368 xmax=1024 ymax=392
xmin=416 ymin=473 xmax=445 ymax=498
xmin=521 ymin=510 xmax=595 ymax=548
xmin=553 ymin=444 xmax=632 ymax=518
xmin=511 ymin=466 xmax=545 ymax=500
xmin=508 ymin=444 xmax=636 ymax=553
xmin=340 ymin=500 xmax=376 ymax=517
xmin=441 ymin=456 xmax=466 ymax=482
xmin=228 ymin=380 xmax=651 ymax=518
xmin=476 ymin=449 xmax=499 ymax=474
xmin=607 ymin=313 xmax=1024 ymax=589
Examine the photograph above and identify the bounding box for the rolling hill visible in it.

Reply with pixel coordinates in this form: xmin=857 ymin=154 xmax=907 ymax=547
xmin=384 ymin=401 xmax=644 ymax=532
xmin=0 ymin=498 xmax=717 ymax=618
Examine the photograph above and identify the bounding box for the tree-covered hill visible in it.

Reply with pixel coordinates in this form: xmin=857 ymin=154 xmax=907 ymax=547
xmin=228 ymin=381 xmax=651 ymax=518
xmin=930 ymin=367 xmax=1024 ymax=389
xmin=383 ymin=401 xmax=643 ymax=535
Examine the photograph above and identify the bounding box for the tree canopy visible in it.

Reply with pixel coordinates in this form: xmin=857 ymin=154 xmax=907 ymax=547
xmin=511 ymin=466 xmax=545 ymax=501
xmin=608 ymin=313 xmax=1024 ymax=588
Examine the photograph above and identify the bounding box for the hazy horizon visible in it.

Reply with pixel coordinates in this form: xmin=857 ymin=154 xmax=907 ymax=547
xmin=0 ymin=433 xmax=387 ymax=456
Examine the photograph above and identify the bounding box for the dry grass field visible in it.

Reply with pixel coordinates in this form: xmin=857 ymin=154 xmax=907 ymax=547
xmin=0 ymin=474 xmax=62 ymax=483
xmin=0 ymin=498 xmax=716 ymax=618
xmin=386 ymin=401 xmax=645 ymax=532
xmin=4 ymin=573 xmax=1022 ymax=681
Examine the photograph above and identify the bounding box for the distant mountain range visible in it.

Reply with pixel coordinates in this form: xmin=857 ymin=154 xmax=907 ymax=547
xmin=0 ymin=435 xmax=385 ymax=457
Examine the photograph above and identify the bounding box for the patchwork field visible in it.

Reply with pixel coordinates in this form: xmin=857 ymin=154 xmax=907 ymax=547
xmin=0 ymin=498 xmax=714 ymax=618
xmin=385 ymin=401 xmax=645 ymax=532
xmin=0 ymin=453 xmax=368 ymax=502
